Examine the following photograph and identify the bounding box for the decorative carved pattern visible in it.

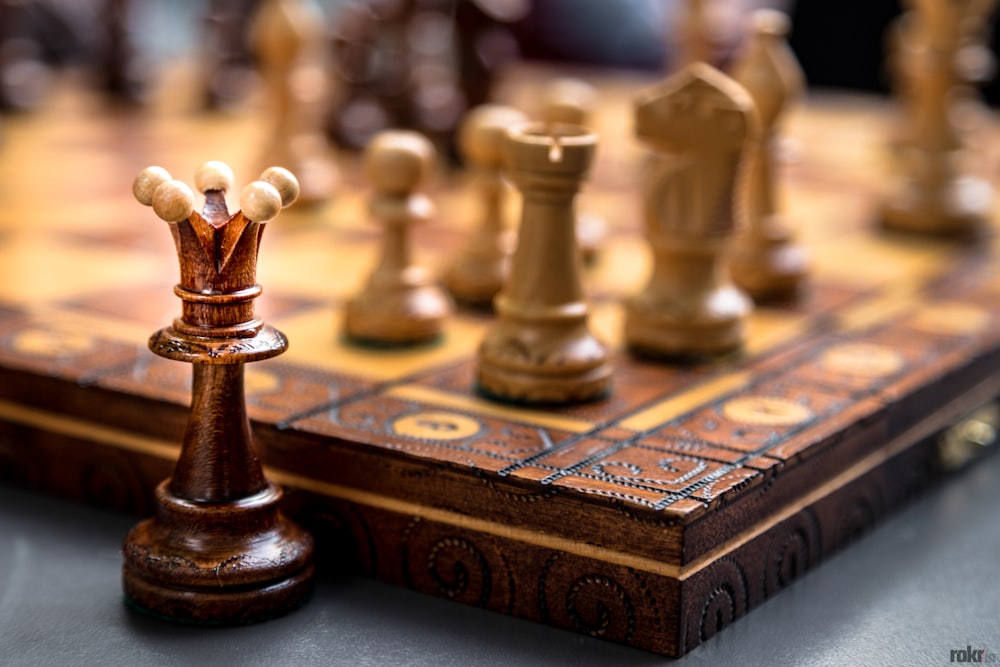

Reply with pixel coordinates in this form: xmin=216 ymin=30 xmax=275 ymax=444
xmin=148 ymin=325 xmax=287 ymax=364
xmin=539 ymin=553 xmax=637 ymax=643
xmin=686 ymin=556 xmax=749 ymax=649
xmin=763 ymin=508 xmax=820 ymax=597
xmin=402 ymin=518 xmax=514 ymax=612
xmin=835 ymin=487 xmax=881 ymax=547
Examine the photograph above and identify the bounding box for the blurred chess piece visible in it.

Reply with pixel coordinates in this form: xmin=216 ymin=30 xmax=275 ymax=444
xmin=674 ymin=0 xmax=711 ymax=67
xmin=880 ymin=0 xmax=995 ymax=236
xmin=541 ymin=77 xmax=606 ymax=265
xmin=199 ymin=0 xmax=263 ymax=110
xmin=326 ymin=0 xmax=524 ymax=160
xmin=953 ymin=0 xmax=998 ymax=132
xmin=326 ymin=0 xmax=464 ymax=159
xmin=444 ymin=103 xmax=527 ymax=308
xmin=477 ymin=121 xmax=612 ymax=405
xmin=345 ymin=130 xmax=454 ymax=345
xmin=454 ymin=0 xmax=526 ymax=111
xmin=0 ymin=0 xmax=54 ymax=111
xmin=625 ymin=63 xmax=756 ymax=360
xmin=325 ymin=2 xmax=391 ymax=151
xmin=729 ymin=10 xmax=808 ymax=300
xmin=668 ymin=0 xmax=756 ymax=71
xmin=252 ymin=0 xmax=337 ymax=204
xmin=95 ymin=0 xmax=152 ymax=104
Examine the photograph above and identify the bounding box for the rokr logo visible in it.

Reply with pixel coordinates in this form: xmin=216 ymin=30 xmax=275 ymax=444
xmin=950 ymin=646 xmax=998 ymax=663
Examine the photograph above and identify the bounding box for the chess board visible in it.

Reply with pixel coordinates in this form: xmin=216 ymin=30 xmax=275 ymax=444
xmin=2 ymin=65 xmax=1000 ymax=657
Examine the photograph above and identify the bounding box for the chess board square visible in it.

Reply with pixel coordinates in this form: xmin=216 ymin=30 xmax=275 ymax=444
xmin=95 ymin=354 xmax=376 ymax=425
xmin=277 ymin=307 xmax=491 ymax=381
xmin=637 ymin=434 xmax=783 ymax=471
xmin=814 ymin=232 xmax=950 ymax=290
xmin=0 ymin=314 xmax=139 ymax=383
xmin=506 ymin=437 xmax=626 ymax=481
xmin=660 ymin=377 xmax=855 ymax=454
xmin=783 ymin=335 xmax=926 ymax=397
xmin=410 ymin=355 xmax=704 ymax=428
xmin=764 ymin=397 xmax=885 ymax=462
xmin=289 ymin=393 xmax=576 ymax=473
xmin=532 ymin=440 xmax=762 ymax=511
xmin=755 ymin=280 xmax=872 ymax=318
xmin=0 ymin=229 xmax=165 ymax=305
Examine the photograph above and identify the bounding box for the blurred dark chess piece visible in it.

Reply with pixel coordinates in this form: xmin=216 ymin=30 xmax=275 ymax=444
xmin=95 ymin=0 xmax=152 ymax=104
xmin=952 ymin=0 xmax=998 ymax=128
xmin=454 ymin=0 xmax=526 ymax=115
xmin=123 ymin=161 xmax=314 ymax=624
xmin=327 ymin=0 xmax=524 ymax=160
xmin=199 ymin=0 xmax=263 ymax=110
xmin=326 ymin=1 xmax=407 ymax=152
xmin=0 ymin=0 xmax=55 ymax=111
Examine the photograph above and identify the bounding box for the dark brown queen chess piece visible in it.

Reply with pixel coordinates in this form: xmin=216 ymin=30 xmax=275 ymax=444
xmin=476 ymin=122 xmax=612 ymax=405
xmin=122 ymin=161 xmax=314 ymax=624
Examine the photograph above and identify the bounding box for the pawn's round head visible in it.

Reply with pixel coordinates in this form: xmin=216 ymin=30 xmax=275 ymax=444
xmin=364 ymin=130 xmax=435 ymax=195
xmin=459 ymin=104 xmax=528 ymax=169
xmin=194 ymin=161 xmax=235 ymax=194
xmin=541 ymin=78 xmax=597 ymax=126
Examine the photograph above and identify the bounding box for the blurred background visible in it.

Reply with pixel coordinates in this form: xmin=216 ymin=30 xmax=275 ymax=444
xmin=4 ymin=0 xmax=997 ymax=100
xmin=1 ymin=0 xmax=997 ymax=160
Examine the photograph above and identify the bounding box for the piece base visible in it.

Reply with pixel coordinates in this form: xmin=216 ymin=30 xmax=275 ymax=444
xmin=121 ymin=481 xmax=315 ymax=625
xmin=878 ymin=180 xmax=991 ymax=237
xmin=475 ymin=359 xmax=613 ymax=406
xmin=730 ymin=239 xmax=809 ymax=301
xmin=122 ymin=564 xmax=315 ymax=626
xmin=342 ymin=331 xmax=446 ymax=350
xmin=624 ymin=313 xmax=746 ymax=360
xmin=344 ymin=287 xmax=453 ymax=346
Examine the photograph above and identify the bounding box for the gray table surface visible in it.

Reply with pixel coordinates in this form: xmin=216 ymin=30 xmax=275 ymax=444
xmin=2 ymin=450 xmax=999 ymax=667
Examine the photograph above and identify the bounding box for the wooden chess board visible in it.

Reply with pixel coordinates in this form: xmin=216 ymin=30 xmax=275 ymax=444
xmin=2 ymin=66 xmax=1000 ymax=656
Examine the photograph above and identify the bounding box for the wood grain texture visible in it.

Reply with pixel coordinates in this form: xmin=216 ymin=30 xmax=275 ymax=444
xmin=121 ymin=163 xmax=315 ymax=624
xmin=0 ymin=65 xmax=999 ymax=654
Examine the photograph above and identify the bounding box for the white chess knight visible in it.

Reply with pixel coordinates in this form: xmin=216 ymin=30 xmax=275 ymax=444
xmin=625 ymin=63 xmax=756 ymax=359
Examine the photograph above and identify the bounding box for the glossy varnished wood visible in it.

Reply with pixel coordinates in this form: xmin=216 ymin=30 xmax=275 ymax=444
xmin=122 ymin=163 xmax=314 ymax=624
